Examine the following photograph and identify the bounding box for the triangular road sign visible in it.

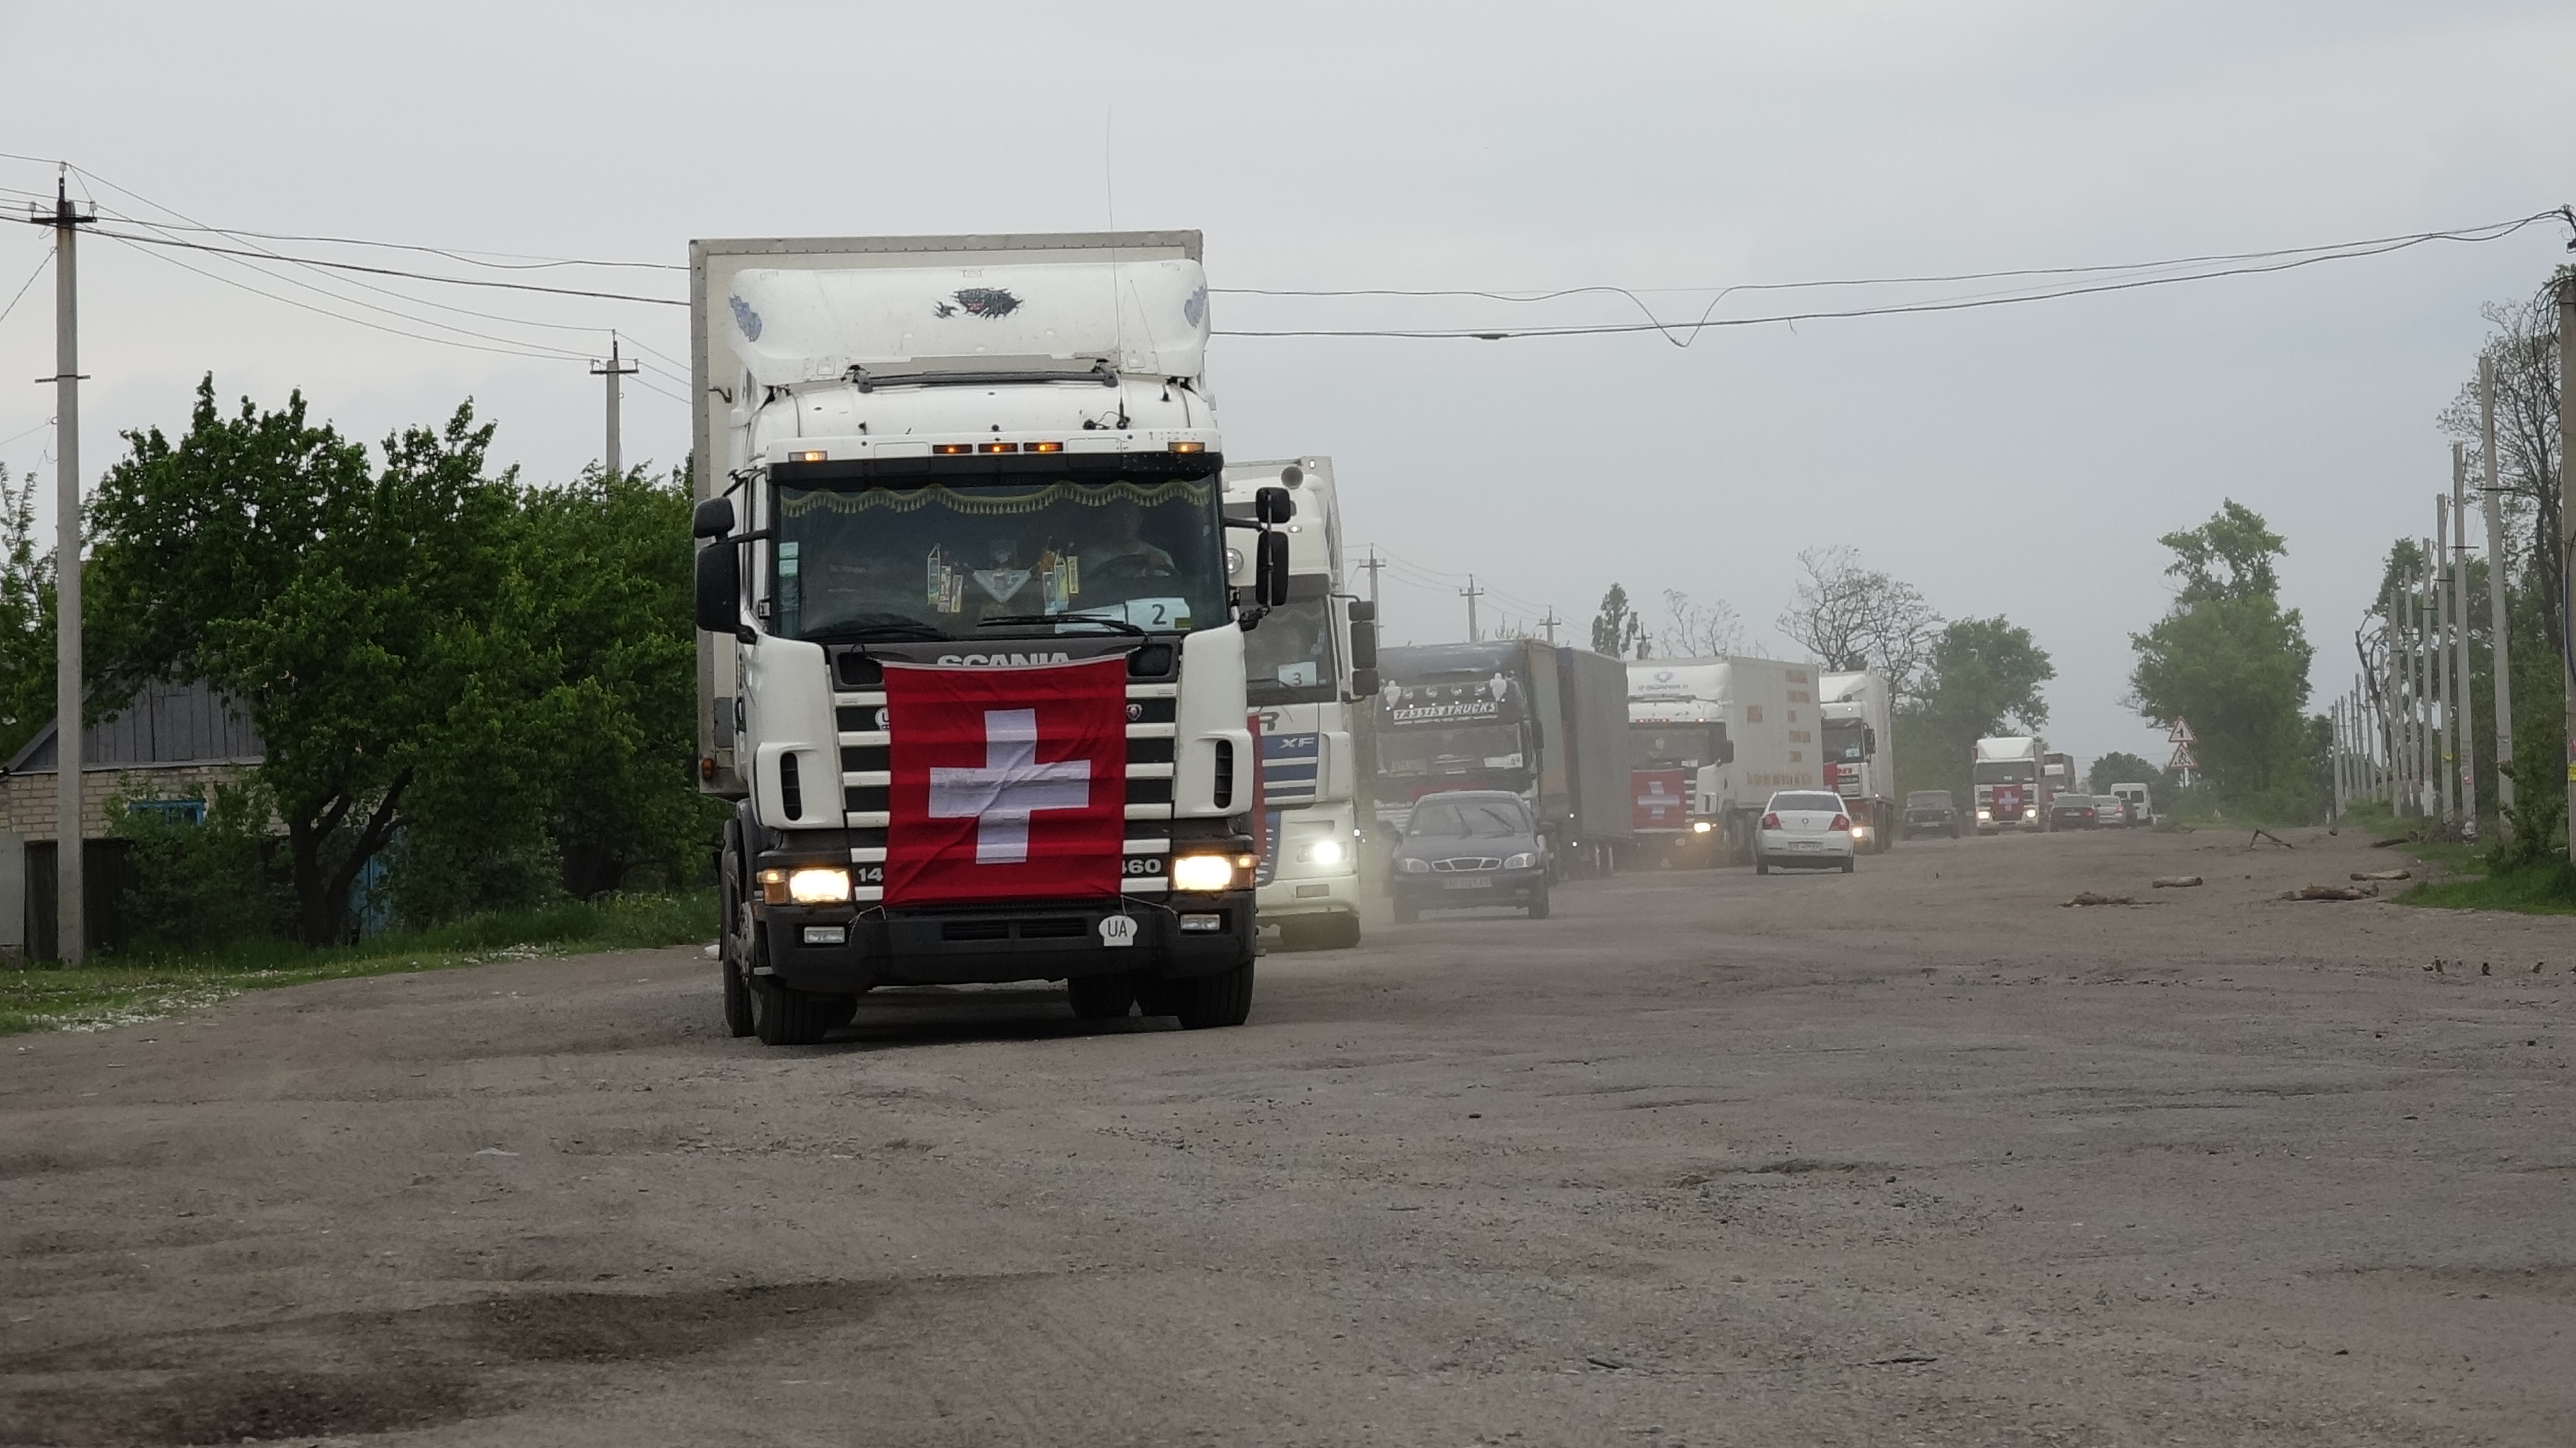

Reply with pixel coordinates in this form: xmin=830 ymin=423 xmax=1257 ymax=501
xmin=2167 ymin=717 xmax=2195 ymax=745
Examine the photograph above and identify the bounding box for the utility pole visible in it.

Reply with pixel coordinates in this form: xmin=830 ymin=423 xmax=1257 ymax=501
xmin=590 ymin=334 xmax=638 ymax=478
xmin=1460 ymin=575 xmax=1482 ymax=643
xmin=1538 ymin=607 xmax=1561 ymax=646
xmin=2480 ymin=355 xmax=2515 ymax=831
xmin=32 ymin=175 xmax=93 ymax=964
xmin=1360 ymin=548 xmax=1383 ymax=613
xmin=2435 ymin=506 xmax=2456 ymax=828
xmin=2413 ymin=561 xmax=2433 ymax=816
xmin=2559 ymin=269 xmax=2576 ymax=865
xmin=2451 ymin=450 xmax=2478 ymax=838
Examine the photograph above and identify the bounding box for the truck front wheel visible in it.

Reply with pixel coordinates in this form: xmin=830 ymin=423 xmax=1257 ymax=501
xmin=753 ymin=977 xmax=837 ymax=1047
xmin=1157 ymin=961 xmax=1255 ymax=1030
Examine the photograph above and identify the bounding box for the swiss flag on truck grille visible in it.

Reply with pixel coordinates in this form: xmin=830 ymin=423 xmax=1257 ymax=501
xmin=882 ymin=656 xmax=1128 ymax=906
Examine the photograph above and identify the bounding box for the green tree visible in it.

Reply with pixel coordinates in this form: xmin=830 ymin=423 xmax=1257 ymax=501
xmin=0 ymin=467 xmax=52 ymax=765
xmin=2086 ymin=751 xmax=2164 ymax=795
xmin=2130 ymin=500 xmax=2315 ymax=816
xmin=87 ymin=379 xmax=519 ymax=945
xmin=1592 ymin=582 xmax=1645 ymax=658
xmin=1893 ymin=616 xmax=2054 ymax=801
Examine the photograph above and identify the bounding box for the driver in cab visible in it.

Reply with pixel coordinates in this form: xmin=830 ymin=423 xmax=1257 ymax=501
xmin=1078 ymin=499 xmax=1175 ymax=580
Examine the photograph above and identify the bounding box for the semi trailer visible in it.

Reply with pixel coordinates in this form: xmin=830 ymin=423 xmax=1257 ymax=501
xmin=691 ymin=230 xmax=1296 ymax=1045
xmin=1374 ymin=639 xmax=1633 ymax=876
xmin=1626 ymin=656 xmax=1824 ymax=864
xmin=1224 ymin=456 xmax=1373 ymax=950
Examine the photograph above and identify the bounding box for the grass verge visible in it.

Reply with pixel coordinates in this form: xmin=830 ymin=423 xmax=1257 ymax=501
xmin=2400 ymin=858 xmax=2576 ymax=915
xmin=0 ymin=891 xmax=715 ymax=1036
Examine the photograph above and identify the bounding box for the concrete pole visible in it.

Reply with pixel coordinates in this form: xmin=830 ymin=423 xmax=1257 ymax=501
xmin=49 ymin=178 xmax=88 ymax=964
xmin=590 ymin=335 xmax=637 ymax=480
xmin=2414 ymin=561 xmax=2434 ymax=817
xmin=2451 ymin=448 xmax=2479 ymax=839
xmin=2480 ymin=355 xmax=2516 ymax=830
xmin=2435 ymin=504 xmax=2456 ymax=828
xmin=1460 ymin=575 xmax=1481 ymax=643
xmin=2559 ymin=273 xmax=2576 ymax=864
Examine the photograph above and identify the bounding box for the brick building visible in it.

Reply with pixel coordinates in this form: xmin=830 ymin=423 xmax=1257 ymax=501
xmin=0 ymin=681 xmax=262 ymax=961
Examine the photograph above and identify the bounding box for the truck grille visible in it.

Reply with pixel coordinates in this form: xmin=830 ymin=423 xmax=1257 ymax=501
xmin=829 ymin=682 xmax=1193 ymax=902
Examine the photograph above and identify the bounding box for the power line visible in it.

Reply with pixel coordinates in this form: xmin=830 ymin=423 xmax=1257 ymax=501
xmin=73 ymin=217 xmax=683 ymax=272
xmin=0 ymin=415 xmax=54 ymax=451
xmin=1215 ymin=211 xmax=2571 ymax=344
xmin=90 ymin=228 xmax=686 ymax=306
xmin=0 ymin=244 xmax=50 ymax=329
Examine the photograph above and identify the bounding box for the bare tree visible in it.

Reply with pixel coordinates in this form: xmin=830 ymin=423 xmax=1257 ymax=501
xmin=2437 ymin=285 xmax=2561 ymax=664
xmin=1776 ymin=546 xmax=1942 ymax=693
xmin=1660 ymin=589 xmax=1743 ymax=658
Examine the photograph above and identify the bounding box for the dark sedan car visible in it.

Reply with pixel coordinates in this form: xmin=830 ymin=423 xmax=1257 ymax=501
xmin=1902 ymin=789 xmax=1961 ymax=839
xmin=1390 ymin=791 xmax=1550 ymax=923
xmin=2047 ymin=794 xmax=2104 ymax=831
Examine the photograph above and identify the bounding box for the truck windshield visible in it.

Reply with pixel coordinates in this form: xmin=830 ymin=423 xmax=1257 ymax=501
xmin=1822 ymin=718 xmax=1868 ymax=762
xmin=1377 ymin=725 xmax=1525 ymax=780
xmin=1973 ymin=761 xmax=2037 ymax=783
xmin=1630 ymin=725 xmax=1722 ymax=770
xmin=770 ymin=475 xmax=1227 ymax=641
xmin=1245 ymin=598 xmax=1336 ymax=705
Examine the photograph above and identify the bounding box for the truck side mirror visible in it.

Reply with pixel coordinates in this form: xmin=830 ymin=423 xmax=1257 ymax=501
xmin=695 ymin=542 xmax=742 ymax=634
xmin=1256 ymin=530 xmax=1290 ymax=607
xmin=692 ymin=496 xmax=736 ymax=539
xmin=1346 ymin=599 xmax=1378 ymax=698
xmin=1719 ymin=739 xmax=1736 ymax=766
xmin=1256 ymin=486 xmax=1294 ymax=525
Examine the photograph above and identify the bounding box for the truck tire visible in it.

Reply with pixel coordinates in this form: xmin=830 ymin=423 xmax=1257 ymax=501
xmin=1066 ymin=973 xmax=1136 ymax=1020
xmin=1165 ymin=961 xmax=1255 ymax=1030
xmin=753 ymin=977 xmax=835 ymax=1047
xmin=820 ymin=993 xmax=861 ymax=1030
xmin=722 ymin=958 xmax=755 ymax=1038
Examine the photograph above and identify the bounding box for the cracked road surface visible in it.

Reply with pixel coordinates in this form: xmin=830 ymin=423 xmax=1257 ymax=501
xmin=5 ymin=827 xmax=2572 ymax=1445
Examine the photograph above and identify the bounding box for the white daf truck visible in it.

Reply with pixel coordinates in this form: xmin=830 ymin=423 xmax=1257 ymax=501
xmin=1626 ymin=657 xmax=1824 ymax=865
xmin=1819 ymin=670 xmax=1897 ymax=853
xmin=1223 ymin=456 xmax=1373 ymax=950
xmin=691 ymin=231 xmax=1297 ymax=1045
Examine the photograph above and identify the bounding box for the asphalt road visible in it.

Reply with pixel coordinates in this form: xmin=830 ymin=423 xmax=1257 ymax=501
xmin=5 ymin=826 xmax=2572 ymax=1446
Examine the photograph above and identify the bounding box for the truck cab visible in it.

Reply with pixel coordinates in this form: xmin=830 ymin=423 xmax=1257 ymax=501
xmin=1223 ymin=457 xmax=1372 ymax=950
xmin=1972 ymin=735 xmax=2045 ymax=833
xmin=692 ymin=231 xmax=1293 ymax=1045
xmin=1819 ymin=670 xmax=1895 ymax=853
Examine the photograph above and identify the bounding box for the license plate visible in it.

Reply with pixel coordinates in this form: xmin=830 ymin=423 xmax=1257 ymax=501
xmin=1442 ymin=877 xmax=1494 ymax=890
xmin=1790 ymin=840 xmax=1821 ymax=852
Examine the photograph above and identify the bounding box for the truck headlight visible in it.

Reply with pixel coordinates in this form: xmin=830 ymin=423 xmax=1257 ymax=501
xmin=1975 ymin=809 xmax=1992 ymax=821
xmin=1171 ymin=853 xmax=1237 ymax=892
xmin=787 ymin=868 xmax=851 ymax=904
xmin=1503 ymin=852 xmax=1539 ymax=870
xmin=1298 ymin=839 xmax=1345 ymax=866
xmin=1690 ymin=820 xmax=1713 ymax=834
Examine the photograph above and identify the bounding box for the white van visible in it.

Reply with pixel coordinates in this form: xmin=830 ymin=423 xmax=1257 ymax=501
xmin=2108 ymin=782 xmax=2153 ymax=828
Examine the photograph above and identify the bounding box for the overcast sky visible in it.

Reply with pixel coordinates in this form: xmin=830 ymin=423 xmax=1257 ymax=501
xmin=4 ymin=1 xmax=2570 ymax=773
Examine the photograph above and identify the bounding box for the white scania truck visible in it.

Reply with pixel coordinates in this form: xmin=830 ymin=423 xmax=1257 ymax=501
xmin=1223 ymin=457 xmax=1372 ymax=950
xmin=1819 ymin=670 xmax=1896 ymax=852
xmin=1626 ymin=657 xmax=1824 ymax=865
xmin=692 ymin=231 xmax=1298 ymax=1045
xmin=1973 ymin=735 xmax=2046 ymax=832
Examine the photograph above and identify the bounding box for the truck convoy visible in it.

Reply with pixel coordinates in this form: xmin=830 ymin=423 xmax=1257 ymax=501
xmin=1374 ymin=640 xmax=1633 ymax=875
xmin=692 ymin=230 xmax=1298 ymax=1046
xmin=1972 ymin=735 xmax=2046 ymax=832
xmin=1819 ymin=670 xmax=1896 ymax=853
xmin=1626 ymin=656 xmax=1824 ymax=865
xmin=1224 ymin=456 xmax=1372 ymax=950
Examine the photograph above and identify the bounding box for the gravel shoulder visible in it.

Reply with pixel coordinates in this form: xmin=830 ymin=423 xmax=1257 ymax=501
xmin=4 ymin=826 xmax=2570 ymax=1445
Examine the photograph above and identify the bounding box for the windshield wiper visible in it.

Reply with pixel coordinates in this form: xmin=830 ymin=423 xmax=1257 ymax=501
xmin=801 ymin=615 xmax=952 ymax=643
xmin=979 ymin=614 xmax=1146 ymax=637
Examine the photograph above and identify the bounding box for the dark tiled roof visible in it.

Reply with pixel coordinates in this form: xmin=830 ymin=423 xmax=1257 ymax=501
xmin=4 ymin=681 xmax=264 ymax=774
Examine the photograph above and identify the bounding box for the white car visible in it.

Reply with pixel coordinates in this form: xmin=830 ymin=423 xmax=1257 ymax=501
xmin=1755 ymin=790 xmax=1857 ymax=875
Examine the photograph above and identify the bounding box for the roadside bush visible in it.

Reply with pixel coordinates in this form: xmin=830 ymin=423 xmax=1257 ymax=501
xmin=106 ymin=780 xmax=288 ymax=954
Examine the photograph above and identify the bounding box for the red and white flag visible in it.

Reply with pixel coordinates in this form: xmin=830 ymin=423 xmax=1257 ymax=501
xmin=882 ymin=656 xmax=1128 ymax=907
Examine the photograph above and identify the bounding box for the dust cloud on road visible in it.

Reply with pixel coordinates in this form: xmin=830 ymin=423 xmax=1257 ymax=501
xmin=5 ymin=828 xmax=2570 ymax=1445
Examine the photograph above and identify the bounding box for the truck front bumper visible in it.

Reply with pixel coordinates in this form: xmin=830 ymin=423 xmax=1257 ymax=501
xmin=1254 ymin=870 xmax=1361 ymax=921
xmin=758 ymin=892 xmax=1256 ymax=994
